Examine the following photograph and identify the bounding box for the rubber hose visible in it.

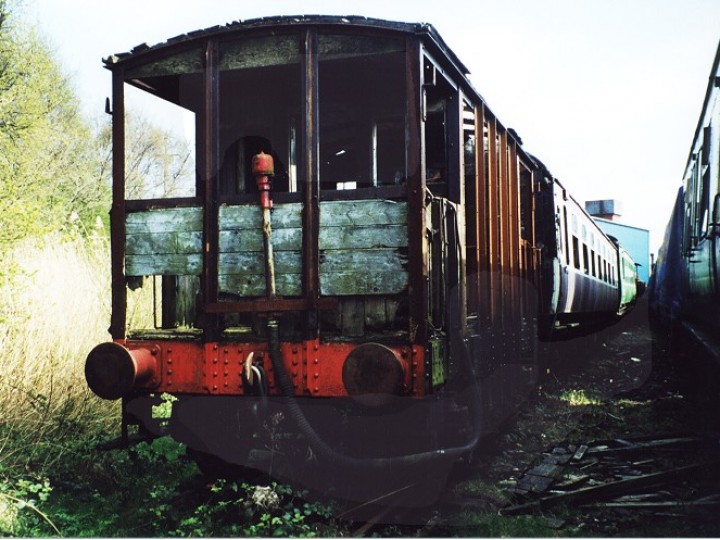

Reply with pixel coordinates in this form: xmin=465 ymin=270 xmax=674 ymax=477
xmin=266 ymin=319 xmax=482 ymax=471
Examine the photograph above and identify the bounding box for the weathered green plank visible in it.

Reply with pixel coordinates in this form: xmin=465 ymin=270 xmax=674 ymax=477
xmin=219 ymin=273 xmax=302 ymax=297
xmin=319 ymin=248 xmax=407 ymax=274
xmin=319 ymin=225 xmax=407 ymax=250
xmin=126 ymin=254 xmax=203 ymax=276
xmin=320 ymin=270 xmax=408 ymax=296
xmin=219 ymin=228 xmax=303 ymax=252
xmin=219 ymin=251 xmax=302 ymax=275
xmin=319 ymin=200 xmax=407 ymax=227
xmin=126 ymin=232 xmax=202 ymax=255
xmin=125 ymin=207 xmax=203 ymax=234
xmin=220 ymin=203 xmax=303 ymax=229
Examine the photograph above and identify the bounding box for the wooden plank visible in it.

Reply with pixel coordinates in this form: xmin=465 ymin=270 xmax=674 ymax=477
xmin=219 ymin=227 xmax=303 ymax=252
xmin=319 ymin=248 xmax=407 ymax=274
xmin=126 ymin=231 xmax=202 ymax=255
xmin=572 ymin=444 xmax=589 ymax=461
xmin=219 ymin=202 xmax=303 ymax=229
xmin=586 ymin=436 xmax=708 ymax=456
xmin=126 ymin=254 xmax=203 ymax=276
xmin=319 ymin=200 xmax=407 ymax=226
xmin=502 ymin=461 xmax=720 ymax=515
xmin=320 ymin=270 xmax=408 ymax=296
xmin=319 ymin=224 xmax=407 ymax=250
xmin=125 ymin=207 xmax=203 ymax=234
xmin=219 ymin=273 xmax=302 ymax=297
xmin=219 ymin=251 xmax=302 ymax=275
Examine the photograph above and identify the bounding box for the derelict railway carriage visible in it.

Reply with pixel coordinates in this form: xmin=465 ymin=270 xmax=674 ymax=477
xmin=650 ymin=38 xmax=720 ymax=359
xmin=85 ymin=15 xmax=638 ymax=502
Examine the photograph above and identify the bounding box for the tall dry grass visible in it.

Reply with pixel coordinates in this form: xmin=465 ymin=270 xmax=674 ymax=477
xmin=0 ymin=229 xmax=119 ymax=471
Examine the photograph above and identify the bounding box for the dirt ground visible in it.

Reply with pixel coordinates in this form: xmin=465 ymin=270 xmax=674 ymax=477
xmin=421 ymin=299 xmax=720 ymax=537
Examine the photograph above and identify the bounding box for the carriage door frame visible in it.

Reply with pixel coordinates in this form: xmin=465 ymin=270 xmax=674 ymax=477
xmin=421 ymin=49 xmax=467 ymax=383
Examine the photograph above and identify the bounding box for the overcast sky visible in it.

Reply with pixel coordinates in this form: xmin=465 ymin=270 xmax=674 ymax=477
xmin=21 ymin=0 xmax=720 ymax=255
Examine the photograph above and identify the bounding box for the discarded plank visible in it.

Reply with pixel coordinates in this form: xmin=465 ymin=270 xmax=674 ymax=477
xmin=572 ymin=445 xmax=589 ymax=461
xmin=502 ymin=461 xmax=720 ymax=515
xmin=615 ymin=438 xmax=639 ymax=448
xmin=587 ymin=500 xmax=720 ymax=509
xmin=586 ymin=436 xmax=709 ymax=456
xmin=554 ymin=474 xmax=590 ymax=490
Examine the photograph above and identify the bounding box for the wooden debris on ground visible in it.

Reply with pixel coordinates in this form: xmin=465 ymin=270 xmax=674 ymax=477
xmin=501 ymin=433 xmax=720 ymax=518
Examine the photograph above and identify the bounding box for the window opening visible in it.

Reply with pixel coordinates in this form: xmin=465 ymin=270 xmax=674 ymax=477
xmin=423 ymin=56 xmax=457 ymax=200
xmin=318 ymin=34 xmax=406 ymax=192
xmin=218 ymin=34 xmax=301 ymax=197
xmin=563 ymin=206 xmax=570 ymax=266
xmin=124 ymin=47 xmax=201 ymax=200
xmin=572 ymin=236 xmax=580 ymax=270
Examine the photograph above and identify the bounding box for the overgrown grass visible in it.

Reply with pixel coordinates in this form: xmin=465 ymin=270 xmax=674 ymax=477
xmin=0 ymin=231 xmax=344 ymax=537
xmin=0 ymin=230 xmax=118 ymax=472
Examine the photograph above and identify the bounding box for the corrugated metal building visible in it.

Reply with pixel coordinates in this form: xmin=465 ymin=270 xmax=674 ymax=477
xmin=585 ymin=200 xmax=651 ymax=284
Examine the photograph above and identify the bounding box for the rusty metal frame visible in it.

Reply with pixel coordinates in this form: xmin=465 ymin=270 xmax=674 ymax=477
xmin=110 ymin=68 xmax=126 ymax=340
xmin=474 ymin=105 xmax=489 ymax=329
xmin=302 ymin=28 xmax=320 ymax=338
xmin=406 ymin=38 xmax=426 ymax=346
xmin=487 ymin=114 xmax=500 ymax=325
xmin=464 ymin=104 xmax=479 ymax=319
xmin=199 ymin=39 xmax=221 ymax=340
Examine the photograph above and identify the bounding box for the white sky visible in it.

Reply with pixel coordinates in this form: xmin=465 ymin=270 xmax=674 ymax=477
xmin=21 ymin=0 xmax=720 ymax=255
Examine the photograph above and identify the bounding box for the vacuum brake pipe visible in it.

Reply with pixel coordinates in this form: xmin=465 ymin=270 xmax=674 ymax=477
xmin=251 ymin=152 xmax=483 ymax=471
xmin=253 ymin=151 xmax=276 ymax=299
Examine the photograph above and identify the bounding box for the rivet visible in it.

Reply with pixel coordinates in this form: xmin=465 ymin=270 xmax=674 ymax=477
xmin=213 ymin=358 xmax=218 ymax=364
xmin=213 ymin=385 xmax=218 ymax=390
xmin=167 ymin=358 xmax=173 ymax=364
xmin=314 ymin=387 xmax=319 ymax=393
xmin=292 ymin=347 xmax=298 ymax=354
xmin=313 ymin=358 xmax=319 ymax=364
xmin=224 ymin=359 xmax=229 ymax=365
xmin=213 ymin=344 xmax=218 ymax=351
xmin=224 ymin=370 xmax=228 ymax=376
xmin=213 ymin=372 xmax=218 ymax=377
xmin=167 ymin=369 xmax=173 ymax=375
xmin=314 ymin=344 xmax=319 ymax=351
xmin=314 ymin=373 xmax=319 ymax=379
